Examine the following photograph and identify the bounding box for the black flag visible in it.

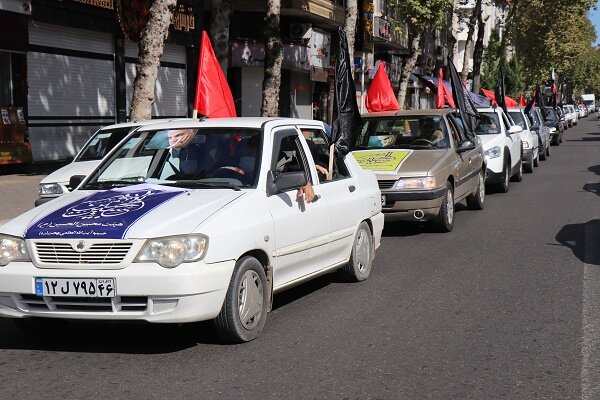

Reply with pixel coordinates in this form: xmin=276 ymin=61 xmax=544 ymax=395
xmin=495 ymin=65 xmax=508 ymax=116
xmin=447 ymin=56 xmax=479 ymax=139
xmin=331 ymin=28 xmax=361 ymax=156
xmin=535 ymin=85 xmax=547 ymax=119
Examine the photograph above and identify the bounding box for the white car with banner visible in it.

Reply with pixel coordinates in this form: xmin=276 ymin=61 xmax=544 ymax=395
xmin=507 ymin=108 xmax=539 ymax=173
xmin=0 ymin=118 xmax=384 ymax=343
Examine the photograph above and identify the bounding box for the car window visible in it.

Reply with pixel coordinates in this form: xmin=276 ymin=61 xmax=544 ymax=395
xmin=358 ymin=115 xmax=450 ymax=150
xmin=445 ymin=115 xmax=466 ymax=146
xmin=301 ymin=128 xmax=349 ymax=182
xmin=508 ymin=111 xmax=527 ymax=130
xmin=271 ymin=129 xmax=312 ymax=184
xmin=76 ymin=126 xmax=133 ymax=162
xmin=475 ymin=112 xmax=500 ymax=135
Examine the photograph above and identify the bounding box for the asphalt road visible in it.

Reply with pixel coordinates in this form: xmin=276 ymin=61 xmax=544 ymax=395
xmin=0 ymin=118 xmax=598 ymax=400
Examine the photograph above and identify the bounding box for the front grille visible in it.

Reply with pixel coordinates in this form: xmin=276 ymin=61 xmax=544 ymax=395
xmin=34 ymin=242 xmax=133 ymax=265
xmin=378 ymin=180 xmax=396 ymax=190
xmin=18 ymin=294 xmax=148 ymax=313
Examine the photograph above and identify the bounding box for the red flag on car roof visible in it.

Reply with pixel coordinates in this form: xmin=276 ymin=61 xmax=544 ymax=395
xmin=505 ymin=96 xmax=518 ymax=107
xmin=365 ymin=62 xmax=400 ymax=113
xmin=519 ymin=93 xmax=527 ymax=107
xmin=194 ymin=31 xmax=237 ymax=118
xmin=436 ymin=68 xmax=455 ymax=109
xmin=481 ymin=88 xmax=518 ymax=108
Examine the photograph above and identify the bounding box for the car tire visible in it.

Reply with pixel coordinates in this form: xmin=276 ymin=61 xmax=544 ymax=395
xmin=559 ymin=134 xmax=563 ymax=144
xmin=214 ymin=256 xmax=268 ymax=343
xmin=533 ymin=151 xmax=540 ymax=167
xmin=339 ymin=221 xmax=373 ymax=282
xmin=433 ymin=182 xmax=454 ymax=232
xmin=546 ymin=144 xmax=550 ymax=157
xmin=539 ymin=144 xmax=547 ymax=161
xmin=466 ymin=170 xmax=485 ymax=210
xmin=525 ymin=154 xmax=534 ymax=173
xmin=511 ymin=159 xmax=523 ymax=182
xmin=496 ymin=161 xmax=510 ymax=193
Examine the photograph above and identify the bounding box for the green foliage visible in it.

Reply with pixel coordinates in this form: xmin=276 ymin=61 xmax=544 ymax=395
xmin=480 ymin=28 xmax=500 ymax=90
xmin=389 ymin=0 xmax=453 ymax=30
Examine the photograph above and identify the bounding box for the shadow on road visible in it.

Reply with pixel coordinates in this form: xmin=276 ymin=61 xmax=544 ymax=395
xmin=555 ymin=219 xmax=600 ymax=266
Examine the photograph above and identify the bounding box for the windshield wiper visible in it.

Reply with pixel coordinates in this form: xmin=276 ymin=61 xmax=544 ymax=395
xmin=167 ymin=180 xmax=241 ymax=191
xmin=82 ymin=179 xmax=143 ymax=189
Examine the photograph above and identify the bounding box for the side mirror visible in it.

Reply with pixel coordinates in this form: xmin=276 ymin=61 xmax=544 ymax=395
xmin=68 ymin=175 xmax=86 ymax=191
xmin=530 ymin=124 xmax=540 ymax=131
xmin=266 ymin=170 xmax=308 ymax=196
xmin=508 ymin=125 xmax=523 ymax=134
xmin=457 ymin=140 xmax=476 ymax=153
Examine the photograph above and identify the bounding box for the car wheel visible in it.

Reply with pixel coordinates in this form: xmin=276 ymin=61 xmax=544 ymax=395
xmin=496 ymin=161 xmax=510 ymax=193
xmin=214 ymin=256 xmax=268 ymax=343
xmin=525 ymin=154 xmax=534 ymax=173
xmin=433 ymin=182 xmax=454 ymax=232
xmin=539 ymin=144 xmax=547 ymax=161
xmin=466 ymin=170 xmax=485 ymax=210
xmin=546 ymin=143 xmax=550 ymax=157
xmin=559 ymin=134 xmax=563 ymax=144
xmin=339 ymin=221 xmax=373 ymax=282
xmin=533 ymin=151 xmax=540 ymax=167
xmin=511 ymin=159 xmax=523 ymax=182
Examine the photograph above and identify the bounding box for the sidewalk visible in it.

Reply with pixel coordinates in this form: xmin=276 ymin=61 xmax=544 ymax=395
xmin=0 ymin=162 xmax=68 ymax=222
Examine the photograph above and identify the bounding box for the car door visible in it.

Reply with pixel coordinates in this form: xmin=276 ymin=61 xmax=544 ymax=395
xmin=446 ymin=114 xmax=480 ymax=199
xmin=501 ymin=110 xmax=521 ymax=170
xmin=298 ymin=126 xmax=363 ymax=267
xmin=267 ymin=127 xmax=331 ymax=289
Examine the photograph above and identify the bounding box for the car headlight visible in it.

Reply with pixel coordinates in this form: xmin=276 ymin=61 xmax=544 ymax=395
xmin=135 ymin=234 xmax=208 ymax=268
xmin=484 ymin=146 xmax=502 ymax=159
xmin=394 ymin=177 xmax=437 ymax=190
xmin=39 ymin=183 xmax=64 ymax=196
xmin=0 ymin=235 xmax=30 ymax=266
xmin=549 ymin=127 xmax=557 ymax=133
xmin=522 ymin=141 xmax=529 ymax=149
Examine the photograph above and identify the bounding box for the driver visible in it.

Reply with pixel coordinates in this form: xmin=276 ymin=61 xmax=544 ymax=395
xmin=418 ymin=118 xmax=444 ymax=146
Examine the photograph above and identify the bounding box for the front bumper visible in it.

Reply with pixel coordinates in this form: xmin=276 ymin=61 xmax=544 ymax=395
xmin=0 ymin=259 xmax=236 ymax=323
xmin=381 ymin=187 xmax=446 ymax=221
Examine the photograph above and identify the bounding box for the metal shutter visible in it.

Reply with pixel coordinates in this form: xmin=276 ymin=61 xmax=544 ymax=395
xmin=27 ymin=21 xmax=114 ymax=161
xmin=289 ymin=71 xmax=312 ymax=119
xmin=241 ymin=68 xmax=264 ymax=117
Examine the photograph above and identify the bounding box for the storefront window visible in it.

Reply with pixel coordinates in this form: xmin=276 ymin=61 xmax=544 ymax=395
xmin=0 ymin=52 xmax=12 ymax=106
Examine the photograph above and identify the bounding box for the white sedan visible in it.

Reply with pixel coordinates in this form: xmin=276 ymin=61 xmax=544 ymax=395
xmin=0 ymin=117 xmax=384 ymax=343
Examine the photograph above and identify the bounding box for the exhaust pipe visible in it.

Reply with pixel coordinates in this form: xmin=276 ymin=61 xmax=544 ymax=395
xmin=413 ymin=210 xmax=425 ymax=220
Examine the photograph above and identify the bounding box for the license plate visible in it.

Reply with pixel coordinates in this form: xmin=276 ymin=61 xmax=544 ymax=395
xmin=381 ymin=195 xmax=386 ymax=206
xmin=35 ymin=278 xmax=116 ymax=298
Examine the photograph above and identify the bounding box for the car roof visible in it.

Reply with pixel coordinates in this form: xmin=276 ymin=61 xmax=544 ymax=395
xmin=361 ymin=108 xmax=456 ymax=118
xmin=98 ymin=118 xmax=190 ymax=131
xmin=134 ymin=117 xmax=326 ymax=132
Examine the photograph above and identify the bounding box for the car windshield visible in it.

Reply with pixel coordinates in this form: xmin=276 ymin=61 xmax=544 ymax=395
xmin=83 ymin=128 xmax=262 ymax=190
xmin=76 ymin=127 xmax=133 ymax=162
xmin=508 ymin=111 xmax=526 ymax=129
xmin=475 ymin=112 xmax=501 ymax=135
xmin=545 ymin=108 xmax=558 ymax=121
xmin=357 ymin=116 xmax=450 ymax=150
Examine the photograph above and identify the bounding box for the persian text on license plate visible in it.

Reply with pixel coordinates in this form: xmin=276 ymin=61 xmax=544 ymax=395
xmin=35 ymin=278 xmax=116 ymax=298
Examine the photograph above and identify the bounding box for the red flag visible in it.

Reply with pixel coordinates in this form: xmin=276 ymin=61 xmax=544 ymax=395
xmin=505 ymin=96 xmax=518 ymax=107
xmin=481 ymin=88 xmax=497 ymax=106
xmin=519 ymin=93 xmax=527 ymax=107
xmin=365 ymin=63 xmax=400 ymax=113
xmin=436 ymin=68 xmax=445 ymax=109
xmin=194 ymin=31 xmax=237 ymax=118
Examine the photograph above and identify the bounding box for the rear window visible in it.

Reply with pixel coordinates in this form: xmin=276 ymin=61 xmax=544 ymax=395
xmin=76 ymin=127 xmax=133 ymax=162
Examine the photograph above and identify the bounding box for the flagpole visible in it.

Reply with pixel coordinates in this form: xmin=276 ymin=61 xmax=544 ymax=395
xmin=327 ymin=144 xmax=334 ymax=180
xmin=192 ymin=109 xmax=198 ymax=119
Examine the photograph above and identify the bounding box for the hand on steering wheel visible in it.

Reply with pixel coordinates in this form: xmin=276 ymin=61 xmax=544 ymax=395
xmin=412 ymin=138 xmax=435 ymax=146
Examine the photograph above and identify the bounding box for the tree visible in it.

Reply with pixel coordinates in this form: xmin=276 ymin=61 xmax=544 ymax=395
xmin=261 ymin=0 xmax=283 ymax=117
xmin=389 ymin=0 xmax=453 ymax=108
xmin=460 ymin=0 xmax=483 ymax=83
xmin=344 ymin=0 xmax=359 ymax=76
xmin=471 ymin=9 xmax=488 ymax=94
xmin=210 ymin=0 xmax=233 ymax=76
xmin=129 ymin=0 xmax=177 ymax=122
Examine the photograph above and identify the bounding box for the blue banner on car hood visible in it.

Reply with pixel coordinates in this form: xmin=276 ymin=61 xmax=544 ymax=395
xmin=25 ymin=184 xmax=187 ymax=239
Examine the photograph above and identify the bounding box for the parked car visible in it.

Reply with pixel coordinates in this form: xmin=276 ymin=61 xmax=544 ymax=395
xmin=568 ymin=104 xmax=578 ymax=125
xmin=354 ymin=109 xmax=486 ymax=232
xmin=562 ymin=105 xmax=573 ymax=128
xmin=544 ymin=107 xmax=564 ymax=145
xmin=508 ymin=108 xmax=539 ymax=173
xmin=555 ymin=106 xmax=568 ymax=131
xmin=528 ymin=107 xmax=551 ymax=161
xmin=36 ymin=120 xmax=177 ymax=206
xmin=475 ymin=107 xmax=523 ymax=192
xmin=0 ymin=117 xmax=385 ymax=343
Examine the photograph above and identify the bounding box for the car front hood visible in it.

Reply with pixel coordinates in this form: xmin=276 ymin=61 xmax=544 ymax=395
xmin=1 ymin=184 xmax=245 ymax=239
xmin=477 ymin=134 xmax=505 ymax=151
xmin=352 ymin=149 xmax=449 ymax=179
xmin=39 ymin=160 xmax=101 ymax=185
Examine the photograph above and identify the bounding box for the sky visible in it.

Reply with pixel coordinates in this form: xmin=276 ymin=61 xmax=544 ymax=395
xmin=591 ymin=2 xmax=600 ymax=46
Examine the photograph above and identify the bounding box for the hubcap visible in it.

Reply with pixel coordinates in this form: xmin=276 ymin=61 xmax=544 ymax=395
xmin=446 ymin=190 xmax=454 ymax=224
xmin=238 ymin=270 xmax=263 ymax=330
xmin=355 ymin=228 xmax=370 ymax=274
xmin=479 ymin=173 xmax=485 ymax=202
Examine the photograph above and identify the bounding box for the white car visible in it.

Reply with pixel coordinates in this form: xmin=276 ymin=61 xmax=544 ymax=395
xmin=508 ymin=108 xmax=539 ymax=173
xmin=0 ymin=117 xmax=384 ymax=343
xmin=568 ymin=104 xmax=578 ymax=125
xmin=475 ymin=107 xmax=523 ymax=192
xmin=562 ymin=105 xmax=573 ymax=128
xmin=36 ymin=120 xmax=179 ymax=206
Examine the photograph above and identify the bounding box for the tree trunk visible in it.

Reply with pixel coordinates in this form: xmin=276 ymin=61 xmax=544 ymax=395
xmin=129 ymin=0 xmax=177 ymax=122
xmin=397 ymin=31 xmax=422 ymax=109
xmin=344 ymin=0 xmax=358 ymax=76
xmin=460 ymin=0 xmax=482 ymax=84
xmin=261 ymin=0 xmax=283 ymax=117
xmin=210 ymin=0 xmax=232 ymax=76
xmin=471 ymin=12 xmax=488 ymax=94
